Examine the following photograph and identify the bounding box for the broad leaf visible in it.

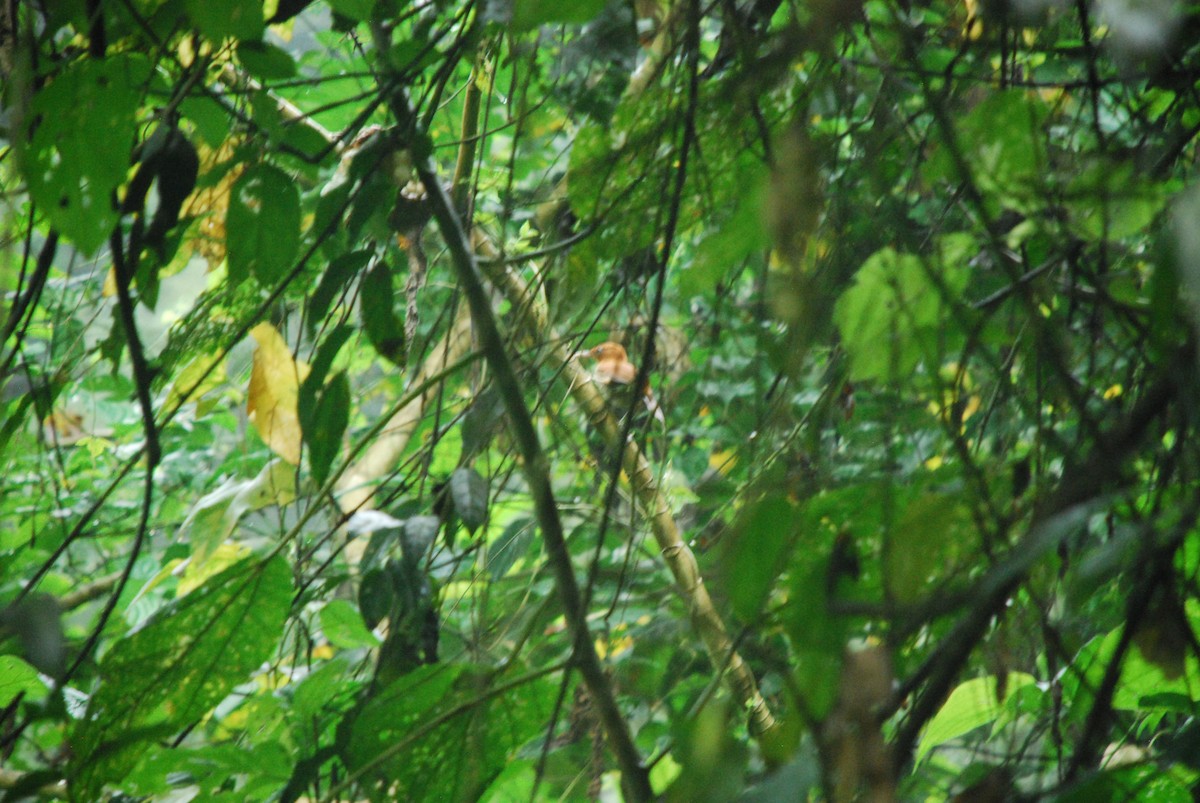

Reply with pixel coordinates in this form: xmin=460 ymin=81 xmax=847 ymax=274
xmin=247 ymin=322 xmax=309 ymax=465
xmin=18 ymin=56 xmax=151 ymax=254
xmin=360 ymin=261 xmax=405 ymax=365
xmin=914 ymin=673 xmax=1036 ymax=764
xmin=71 ymin=555 xmax=291 ymax=799
xmin=227 ymin=163 xmax=301 ymax=286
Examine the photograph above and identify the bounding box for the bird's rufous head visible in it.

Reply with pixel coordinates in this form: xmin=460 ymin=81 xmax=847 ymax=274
xmin=586 ymin=342 xmax=628 ymax=361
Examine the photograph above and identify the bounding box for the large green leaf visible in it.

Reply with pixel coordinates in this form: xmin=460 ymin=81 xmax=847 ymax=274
xmin=185 ymin=0 xmax=264 ymax=42
xmin=0 ymin=656 xmax=48 ymax=706
xmin=226 ymin=163 xmax=301 ymax=286
xmin=360 ymin=260 xmax=405 ymax=365
xmin=345 ymin=664 xmax=554 ymax=799
xmin=926 ymin=90 xmax=1048 ymax=211
xmin=70 ymin=555 xmax=292 ymax=799
xmin=511 ymin=0 xmax=606 ymax=31
xmin=18 ymin=56 xmax=151 ymax=254
xmin=725 ymin=495 xmax=797 ymax=622
xmin=914 ymin=673 xmax=1036 ymax=764
xmin=882 ymin=493 xmax=971 ymax=604
xmin=449 ymin=466 xmax=489 ymax=535
xmin=833 ymin=233 xmax=973 ymax=383
xmin=302 ymin=370 xmax=350 ymax=488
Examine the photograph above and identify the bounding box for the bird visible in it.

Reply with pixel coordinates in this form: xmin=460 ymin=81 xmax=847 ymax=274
xmin=581 ymin=341 xmax=665 ymax=423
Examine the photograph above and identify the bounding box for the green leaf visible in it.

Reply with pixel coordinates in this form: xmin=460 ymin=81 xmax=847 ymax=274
xmin=307 ymin=250 xmax=371 ymax=335
xmin=926 ymin=90 xmax=1048 ymax=211
xmin=17 ymin=56 xmax=151 ymax=254
xmin=319 ymin=598 xmax=381 ymax=649
xmin=784 ymin=556 xmax=844 ymax=719
xmin=71 ymin=555 xmax=291 ymax=800
xmin=346 ymin=664 xmax=554 ymax=798
xmin=302 ymin=371 xmax=350 ymax=488
xmin=226 ymin=163 xmax=301 ymax=286
xmin=1067 ymin=161 xmax=1172 ymax=242
xmin=176 ymin=459 xmax=297 ymax=564
xmin=186 ymin=0 xmax=264 ymax=42
xmin=914 ymin=673 xmax=1036 ymax=764
xmin=236 ymin=40 xmax=297 ymax=80
xmin=833 ymin=234 xmax=972 ymax=384
xmin=882 ymin=493 xmax=971 ymax=604
xmin=328 ymin=0 xmax=376 ymax=22
xmin=0 ymin=656 xmax=49 ymax=706
xmin=449 ymin=467 xmax=488 ymax=535
xmin=683 ymin=172 xmax=770 ymax=297
xmin=360 ymin=261 xmax=405 ymax=365
xmin=488 ymin=517 xmax=535 ymax=581
xmin=725 ymin=496 xmax=796 ymax=622
xmin=512 ymin=0 xmax=606 ymax=30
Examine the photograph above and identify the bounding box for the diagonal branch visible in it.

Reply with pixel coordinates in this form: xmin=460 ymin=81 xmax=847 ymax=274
xmin=482 ymin=257 xmax=778 ymax=738
xmin=390 ymin=90 xmax=655 ymax=802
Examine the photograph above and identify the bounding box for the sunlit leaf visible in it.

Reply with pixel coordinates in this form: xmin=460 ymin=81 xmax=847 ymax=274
xmin=320 ymin=598 xmax=381 ymax=649
xmin=248 ymin=323 xmax=310 ymax=465
xmin=915 ymin=673 xmax=1036 ymax=764
xmin=833 ymin=234 xmax=972 ymax=384
xmin=0 ymin=656 xmax=49 ymax=706
xmin=17 ymin=56 xmax=152 ymax=254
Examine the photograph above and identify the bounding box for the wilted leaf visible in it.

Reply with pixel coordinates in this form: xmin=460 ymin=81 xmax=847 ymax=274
xmin=248 ymin=323 xmax=310 ymax=465
xmin=166 ymin=352 xmax=226 ymax=414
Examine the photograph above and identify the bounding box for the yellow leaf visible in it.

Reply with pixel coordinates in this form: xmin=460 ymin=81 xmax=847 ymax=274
xmin=247 ymin=322 xmax=309 ymax=464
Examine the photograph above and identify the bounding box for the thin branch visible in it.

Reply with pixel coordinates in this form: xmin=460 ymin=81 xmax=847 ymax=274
xmin=388 ymin=88 xmax=655 ymax=801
